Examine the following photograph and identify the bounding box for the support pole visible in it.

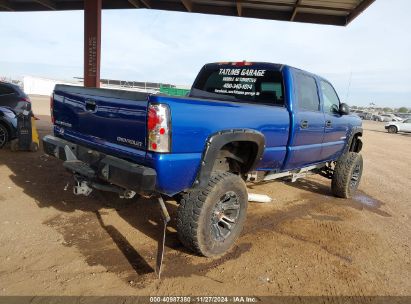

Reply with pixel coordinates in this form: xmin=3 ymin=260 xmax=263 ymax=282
xmin=84 ymin=0 xmax=101 ymax=88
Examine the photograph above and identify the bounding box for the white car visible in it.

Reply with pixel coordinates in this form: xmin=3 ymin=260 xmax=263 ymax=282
xmin=372 ymin=114 xmax=384 ymax=122
xmin=385 ymin=119 xmax=411 ymax=133
xmin=380 ymin=114 xmax=403 ymax=122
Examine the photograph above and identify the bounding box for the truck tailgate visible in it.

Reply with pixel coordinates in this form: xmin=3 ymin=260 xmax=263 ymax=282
xmin=52 ymin=85 xmax=149 ymax=152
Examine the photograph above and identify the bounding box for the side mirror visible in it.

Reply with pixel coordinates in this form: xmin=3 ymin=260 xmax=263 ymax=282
xmin=339 ymin=103 xmax=350 ymax=115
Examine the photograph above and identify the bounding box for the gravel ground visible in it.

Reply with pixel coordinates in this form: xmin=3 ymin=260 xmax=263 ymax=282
xmin=0 ymin=108 xmax=410 ymax=297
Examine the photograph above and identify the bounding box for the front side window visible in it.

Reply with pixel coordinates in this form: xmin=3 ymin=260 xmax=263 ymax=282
xmin=295 ymin=72 xmax=320 ymax=111
xmin=404 ymin=119 xmax=411 ymax=124
xmin=320 ymin=80 xmax=340 ymax=114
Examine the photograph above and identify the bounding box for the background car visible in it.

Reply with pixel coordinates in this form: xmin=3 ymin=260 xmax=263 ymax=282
xmin=0 ymin=81 xmax=31 ymax=113
xmin=352 ymin=110 xmax=370 ymax=120
xmin=0 ymin=106 xmax=17 ymax=148
xmin=372 ymin=114 xmax=384 ymax=121
xmin=395 ymin=113 xmax=411 ymax=120
xmin=385 ymin=119 xmax=411 ymax=134
xmin=380 ymin=114 xmax=403 ymax=122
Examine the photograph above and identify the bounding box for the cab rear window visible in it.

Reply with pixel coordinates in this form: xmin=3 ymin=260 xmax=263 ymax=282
xmin=191 ymin=66 xmax=284 ymax=106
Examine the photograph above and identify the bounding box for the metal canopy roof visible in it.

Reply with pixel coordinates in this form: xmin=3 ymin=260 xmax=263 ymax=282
xmin=0 ymin=0 xmax=374 ymax=26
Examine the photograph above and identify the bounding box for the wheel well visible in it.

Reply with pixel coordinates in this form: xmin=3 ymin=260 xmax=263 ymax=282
xmin=212 ymin=141 xmax=259 ymax=175
xmin=349 ymin=132 xmax=363 ymax=153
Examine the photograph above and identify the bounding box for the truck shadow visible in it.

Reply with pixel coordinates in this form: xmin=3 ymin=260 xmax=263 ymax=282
xmin=0 ymin=120 xmax=188 ymax=284
xmin=1 ymin=119 xmax=257 ymax=286
xmin=94 ymin=210 xmax=154 ymax=275
xmin=0 ymin=117 xmax=390 ymax=286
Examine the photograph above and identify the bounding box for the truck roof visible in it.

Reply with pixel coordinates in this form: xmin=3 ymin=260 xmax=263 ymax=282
xmin=207 ymin=62 xmax=284 ymax=71
xmin=205 ymin=62 xmax=330 ymax=83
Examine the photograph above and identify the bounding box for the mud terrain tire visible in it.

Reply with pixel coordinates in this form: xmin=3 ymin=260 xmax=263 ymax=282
xmin=332 ymin=152 xmax=363 ymax=199
xmin=176 ymin=171 xmax=248 ymax=257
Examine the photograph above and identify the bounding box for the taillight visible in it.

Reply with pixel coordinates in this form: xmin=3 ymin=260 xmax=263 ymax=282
xmin=147 ymin=103 xmax=171 ymax=153
xmin=233 ymin=61 xmax=252 ymax=66
xmin=20 ymin=97 xmax=32 ymax=111
xmin=50 ymin=94 xmax=55 ymax=124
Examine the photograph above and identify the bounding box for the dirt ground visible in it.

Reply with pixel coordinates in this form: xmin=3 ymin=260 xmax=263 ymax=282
xmin=0 ymin=101 xmax=410 ymax=296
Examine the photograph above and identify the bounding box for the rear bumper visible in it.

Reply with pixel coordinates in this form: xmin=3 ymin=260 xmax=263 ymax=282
xmin=43 ymin=135 xmax=156 ymax=194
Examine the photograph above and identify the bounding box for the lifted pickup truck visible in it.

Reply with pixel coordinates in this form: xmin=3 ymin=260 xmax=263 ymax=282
xmin=43 ymin=62 xmax=363 ymax=258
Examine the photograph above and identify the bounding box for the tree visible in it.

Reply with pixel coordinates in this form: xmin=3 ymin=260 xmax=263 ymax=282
xmin=398 ymin=107 xmax=408 ymax=113
xmin=383 ymin=107 xmax=392 ymax=112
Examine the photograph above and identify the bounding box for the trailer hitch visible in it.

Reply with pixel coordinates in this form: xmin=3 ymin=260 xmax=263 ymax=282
xmin=156 ymin=196 xmax=171 ymax=279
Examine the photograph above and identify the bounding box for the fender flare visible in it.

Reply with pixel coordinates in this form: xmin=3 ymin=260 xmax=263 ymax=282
xmin=345 ymin=126 xmax=363 ymax=154
xmin=193 ymin=129 xmax=265 ymax=188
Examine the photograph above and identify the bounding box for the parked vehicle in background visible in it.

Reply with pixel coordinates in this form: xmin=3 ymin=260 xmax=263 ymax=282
xmin=352 ymin=110 xmax=372 ymax=120
xmin=352 ymin=110 xmax=365 ymax=119
xmin=364 ymin=112 xmax=373 ymax=120
xmin=380 ymin=114 xmax=402 ymax=122
xmin=43 ymin=62 xmax=364 ymax=257
xmin=395 ymin=113 xmax=411 ymax=120
xmin=385 ymin=119 xmax=411 ymax=134
xmin=372 ymin=114 xmax=384 ymax=122
xmin=0 ymin=81 xmax=31 ymax=114
xmin=0 ymin=107 xmax=17 ymax=148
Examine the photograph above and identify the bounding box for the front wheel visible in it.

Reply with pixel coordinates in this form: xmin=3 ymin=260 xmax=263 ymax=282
xmin=331 ymin=152 xmax=363 ymax=199
xmin=387 ymin=126 xmax=398 ymax=134
xmin=176 ymin=171 xmax=248 ymax=257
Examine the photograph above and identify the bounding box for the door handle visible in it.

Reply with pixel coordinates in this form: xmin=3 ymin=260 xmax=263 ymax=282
xmin=300 ymin=120 xmax=309 ymax=129
xmin=325 ymin=120 xmax=332 ymax=128
xmin=85 ymin=99 xmax=97 ymax=112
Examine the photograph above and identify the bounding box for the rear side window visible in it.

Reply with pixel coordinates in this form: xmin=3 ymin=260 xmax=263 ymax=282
xmin=294 ymin=72 xmax=320 ymax=112
xmin=191 ymin=66 xmax=284 ymax=106
xmin=0 ymin=84 xmax=15 ymax=96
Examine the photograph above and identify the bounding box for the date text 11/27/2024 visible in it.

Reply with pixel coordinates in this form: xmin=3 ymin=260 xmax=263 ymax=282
xmin=149 ymin=296 xmax=258 ymax=303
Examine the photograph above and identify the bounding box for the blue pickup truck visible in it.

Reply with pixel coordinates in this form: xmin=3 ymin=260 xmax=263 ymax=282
xmin=43 ymin=62 xmax=363 ymax=258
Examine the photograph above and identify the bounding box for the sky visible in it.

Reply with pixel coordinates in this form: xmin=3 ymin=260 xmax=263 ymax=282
xmin=0 ymin=0 xmax=410 ymax=107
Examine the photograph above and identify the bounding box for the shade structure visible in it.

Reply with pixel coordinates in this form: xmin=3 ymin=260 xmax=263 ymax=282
xmin=0 ymin=0 xmax=375 ymax=87
xmin=0 ymin=0 xmax=375 ymax=26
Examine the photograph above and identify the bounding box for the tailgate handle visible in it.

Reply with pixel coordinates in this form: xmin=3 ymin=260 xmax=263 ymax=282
xmin=85 ymin=99 xmax=97 ymax=112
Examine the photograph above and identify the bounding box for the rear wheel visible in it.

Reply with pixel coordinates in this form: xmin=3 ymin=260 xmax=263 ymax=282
xmin=388 ymin=125 xmax=398 ymax=134
xmin=0 ymin=124 xmax=9 ymax=149
xmin=176 ymin=171 xmax=248 ymax=257
xmin=331 ymin=152 xmax=363 ymax=199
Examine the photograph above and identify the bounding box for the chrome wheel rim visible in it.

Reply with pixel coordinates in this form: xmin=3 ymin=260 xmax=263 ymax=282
xmin=211 ymin=191 xmax=240 ymax=242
